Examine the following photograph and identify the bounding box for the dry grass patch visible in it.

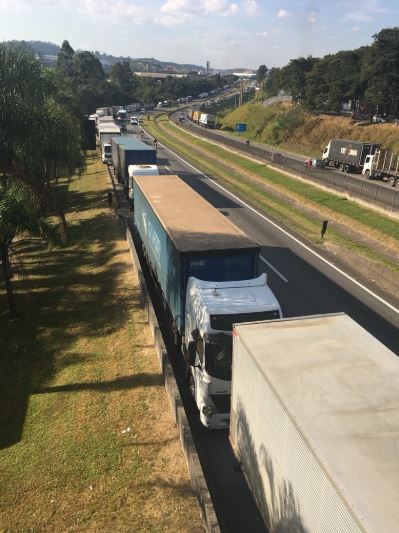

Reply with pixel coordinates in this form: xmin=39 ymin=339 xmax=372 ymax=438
xmin=0 ymin=155 xmax=202 ymax=532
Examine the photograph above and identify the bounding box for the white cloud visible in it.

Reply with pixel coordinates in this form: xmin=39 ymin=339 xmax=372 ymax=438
xmin=344 ymin=11 xmax=371 ymax=22
xmin=277 ymin=9 xmax=290 ymax=18
xmin=78 ymin=0 xmax=145 ymax=21
xmin=0 ymin=0 xmax=51 ymax=13
xmin=159 ymin=0 xmax=239 ymax=25
xmin=255 ymin=31 xmax=268 ymax=37
xmin=307 ymin=11 xmax=317 ymax=23
xmin=244 ymin=0 xmax=257 ymax=14
xmin=352 ymin=25 xmax=360 ymax=31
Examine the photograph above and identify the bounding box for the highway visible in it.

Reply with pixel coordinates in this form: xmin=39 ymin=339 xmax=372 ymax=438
xmin=126 ymin=122 xmax=398 ymax=532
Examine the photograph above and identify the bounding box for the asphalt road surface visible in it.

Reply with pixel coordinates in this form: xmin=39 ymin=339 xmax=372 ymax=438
xmin=125 ymin=123 xmax=399 ymax=533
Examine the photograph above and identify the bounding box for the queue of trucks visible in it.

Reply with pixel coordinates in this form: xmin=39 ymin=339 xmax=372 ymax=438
xmin=186 ymin=108 xmax=216 ymax=128
xmin=95 ymin=115 xmax=399 ymax=531
xmin=322 ymin=138 xmax=399 ymax=186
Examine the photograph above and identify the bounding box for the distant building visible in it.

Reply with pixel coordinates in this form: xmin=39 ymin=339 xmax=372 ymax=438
xmin=134 ymin=72 xmax=187 ymax=79
xmin=233 ymin=71 xmax=256 ymax=80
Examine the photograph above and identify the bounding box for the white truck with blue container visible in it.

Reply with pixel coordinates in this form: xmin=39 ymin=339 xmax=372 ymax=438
xmin=134 ymin=174 xmax=282 ymax=428
xmin=230 ymin=313 xmax=399 ymax=532
xmin=111 ymin=137 xmax=157 ymax=191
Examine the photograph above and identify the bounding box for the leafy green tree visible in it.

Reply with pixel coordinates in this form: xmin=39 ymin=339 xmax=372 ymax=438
xmin=75 ymin=51 xmax=105 ymax=85
xmin=110 ymin=61 xmax=132 ymax=94
xmin=256 ymin=64 xmax=268 ymax=83
xmin=56 ymin=40 xmax=76 ymax=83
xmin=364 ymin=28 xmax=399 ymax=114
xmin=279 ymin=56 xmax=317 ymax=103
xmin=0 ymin=180 xmax=54 ymax=318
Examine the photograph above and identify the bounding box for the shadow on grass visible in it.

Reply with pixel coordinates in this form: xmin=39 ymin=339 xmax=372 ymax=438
xmin=32 ymin=372 xmax=163 ymax=394
xmin=0 ymin=184 xmax=138 ymax=449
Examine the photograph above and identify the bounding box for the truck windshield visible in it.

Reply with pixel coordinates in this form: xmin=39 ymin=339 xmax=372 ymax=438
xmin=104 ymin=146 xmax=111 ymax=154
xmin=205 ymin=334 xmax=232 ymax=381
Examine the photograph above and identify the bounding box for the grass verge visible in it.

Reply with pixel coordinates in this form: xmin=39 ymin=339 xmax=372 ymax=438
xmin=147 ymin=115 xmax=398 ymax=273
xmin=0 ymin=155 xmax=202 ymax=532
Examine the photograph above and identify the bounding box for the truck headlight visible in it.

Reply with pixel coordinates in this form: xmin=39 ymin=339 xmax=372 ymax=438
xmin=202 ymin=405 xmax=214 ymax=418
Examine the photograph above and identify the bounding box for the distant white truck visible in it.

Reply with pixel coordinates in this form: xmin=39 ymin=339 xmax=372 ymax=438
xmin=199 ymin=113 xmax=216 ymax=128
xmin=230 ymin=313 xmax=399 ymax=533
xmin=98 ymin=123 xmax=121 ymax=163
xmin=128 ymin=164 xmax=159 ymax=205
xmin=362 ymin=148 xmax=399 ymax=187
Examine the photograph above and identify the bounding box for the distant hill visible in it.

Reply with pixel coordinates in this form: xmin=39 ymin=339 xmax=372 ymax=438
xmin=4 ymin=40 xmax=60 ymax=56
xmin=3 ymin=40 xmax=207 ymax=73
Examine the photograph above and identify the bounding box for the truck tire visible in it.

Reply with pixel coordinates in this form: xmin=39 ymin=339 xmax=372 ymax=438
xmin=389 ymin=176 xmax=396 ymax=186
xmin=339 ymin=163 xmax=345 ymax=172
xmin=364 ymin=170 xmax=370 ymax=179
xmin=344 ymin=164 xmax=350 ymax=173
xmin=395 ymin=178 xmax=399 ymax=188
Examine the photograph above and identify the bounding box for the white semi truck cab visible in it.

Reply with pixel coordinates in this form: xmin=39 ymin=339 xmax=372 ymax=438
xmin=102 ymin=143 xmax=112 ymax=164
xmin=183 ymin=273 xmax=282 ymax=429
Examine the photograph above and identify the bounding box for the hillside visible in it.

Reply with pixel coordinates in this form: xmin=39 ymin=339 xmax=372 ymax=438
xmin=219 ymin=102 xmax=399 ymax=157
xmin=3 ymin=40 xmax=205 ymax=73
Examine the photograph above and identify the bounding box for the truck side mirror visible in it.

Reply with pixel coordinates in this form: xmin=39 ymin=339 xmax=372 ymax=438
xmin=187 ymin=341 xmax=197 ymax=366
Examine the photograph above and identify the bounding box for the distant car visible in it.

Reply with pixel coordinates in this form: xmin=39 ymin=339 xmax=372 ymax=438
xmin=312 ymin=158 xmax=326 ymax=168
xmin=140 ymin=108 xmax=146 ymax=114
xmin=130 ymin=117 xmax=139 ymax=125
xmin=372 ymin=115 xmax=386 ymax=123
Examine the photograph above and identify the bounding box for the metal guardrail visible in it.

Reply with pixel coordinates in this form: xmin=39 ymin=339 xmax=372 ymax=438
xmin=172 ymin=119 xmax=399 ymax=212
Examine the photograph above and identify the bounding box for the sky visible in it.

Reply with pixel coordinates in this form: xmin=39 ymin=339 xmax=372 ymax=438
xmin=0 ymin=0 xmax=397 ymax=69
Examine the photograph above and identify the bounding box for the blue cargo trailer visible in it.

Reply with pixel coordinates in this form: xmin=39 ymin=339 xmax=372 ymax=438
xmin=134 ymin=174 xmax=260 ymax=335
xmin=111 ymin=136 xmax=129 ymax=177
xmin=116 ymin=137 xmax=156 ymax=184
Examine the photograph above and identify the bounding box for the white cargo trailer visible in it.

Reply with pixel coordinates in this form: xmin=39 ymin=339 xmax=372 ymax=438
xmin=230 ymin=313 xmax=399 ymax=533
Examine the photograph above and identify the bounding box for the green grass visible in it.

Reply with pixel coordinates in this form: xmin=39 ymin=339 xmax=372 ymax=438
xmin=147 ymin=115 xmax=399 ymax=272
xmin=0 ymin=155 xmax=202 ymax=532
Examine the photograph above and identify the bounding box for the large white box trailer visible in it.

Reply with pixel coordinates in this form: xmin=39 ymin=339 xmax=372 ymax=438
xmin=230 ymin=313 xmax=399 ymax=533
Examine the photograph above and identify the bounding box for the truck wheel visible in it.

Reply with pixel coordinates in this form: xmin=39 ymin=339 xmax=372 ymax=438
xmin=344 ymin=164 xmax=350 ymax=173
xmin=364 ymin=170 xmax=370 ymax=179
xmin=339 ymin=163 xmax=344 ymax=172
xmin=395 ymin=178 xmax=399 ymax=188
xmin=389 ymin=176 xmax=396 ymax=187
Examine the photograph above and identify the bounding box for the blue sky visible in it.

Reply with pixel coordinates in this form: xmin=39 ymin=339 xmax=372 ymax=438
xmin=0 ymin=0 xmax=397 ymax=69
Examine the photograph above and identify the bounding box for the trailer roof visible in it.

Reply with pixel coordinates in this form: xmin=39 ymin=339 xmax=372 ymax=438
xmin=98 ymin=124 xmax=120 ymax=133
xmin=116 ymin=137 xmax=155 ymax=151
xmin=135 ymin=174 xmax=258 ymax=252
xmin=234 ymin=313 xmax=399 ymax=532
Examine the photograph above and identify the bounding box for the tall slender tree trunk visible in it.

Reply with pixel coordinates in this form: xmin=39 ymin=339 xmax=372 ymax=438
xmin=1 ymin=245 xmax=18 ymax=319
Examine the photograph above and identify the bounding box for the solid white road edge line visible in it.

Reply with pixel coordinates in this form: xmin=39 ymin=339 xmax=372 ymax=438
xmin=260 ymin=255 xmax=289 ymax=283
xmin=156 ymin=140 xmax=399 ymax=316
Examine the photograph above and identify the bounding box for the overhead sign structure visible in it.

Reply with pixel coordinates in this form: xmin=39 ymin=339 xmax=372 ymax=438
xmin=235 ymin=123 xmax=247 ymax=133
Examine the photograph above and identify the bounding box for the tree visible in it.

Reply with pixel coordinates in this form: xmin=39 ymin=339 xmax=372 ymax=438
xmin=56 ymin=40 xmax=76 ymax=82
xmin=0 ymin=44 xmax=84 ymax=240
xmin=256 ymin=64 xmax=268 ymax=83
xmin=110 ymin=61 xmax=132 ymax=94
xmin=75 ymin=51 xmax=105 ymax=85
xmin=279 ymin=56 xmax=317 ymax=103
xmin=0 ymin=180 xmax=54 ymax=318
xmin=364 ymin=28 xmax=399 ymax=114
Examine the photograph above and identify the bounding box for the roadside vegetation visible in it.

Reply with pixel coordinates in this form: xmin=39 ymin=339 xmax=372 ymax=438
xmin=0 ymin=157 xmax=202 ymax=532
xmin=146 ymin=114 xmax=399 ymax=273
xmin=218 ymin=102 xmax=399 ymax=157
